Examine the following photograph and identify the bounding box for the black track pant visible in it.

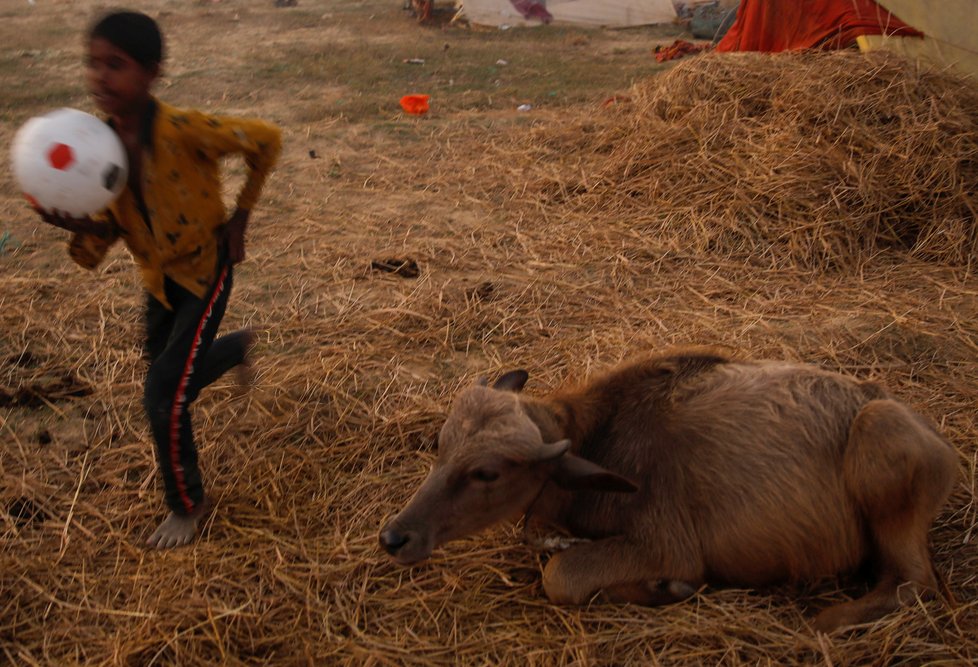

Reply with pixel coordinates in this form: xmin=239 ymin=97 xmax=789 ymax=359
xmin=143 ymin=263 xmax=247 ymax=516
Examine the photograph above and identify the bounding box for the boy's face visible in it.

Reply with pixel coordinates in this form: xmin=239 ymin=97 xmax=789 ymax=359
xmin=86 ymin=37 xmax=158 ymax=118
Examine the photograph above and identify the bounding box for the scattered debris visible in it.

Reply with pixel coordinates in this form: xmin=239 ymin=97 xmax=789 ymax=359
xmin=467 ymin=282 xmax=495 ymax=301
xmin=370 ymin=258 xmax=420 ymax=278
xmin=0 ymin=373 xmax=94 ymax=408
xmin=654 ymin=39 xmax=709 ymax=63
xmin=7 ymin=350 xmax=40 ymax=368
xmin=690 ymin=1 xmax=738 ymax=42
xmin=409 ymin=0 xmax=432 ymax=22
xmin=400 ymin=94 xmax=430 ymax=115
xmin=6 ymin=497 xmax=47 ymax=528
xmin=508 ymin=0 xmax=552 ymax=23
xmin=403 ymin=58 xmax=425 ymax=65
xmin=601 ymin=95 xmax=632 ymax=108
xmin=517 ymin=104 xmax=532 ymax=112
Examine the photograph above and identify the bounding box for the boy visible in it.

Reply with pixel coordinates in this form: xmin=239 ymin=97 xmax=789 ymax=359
xmin=35 ymin=11 xmax=282 ymax=548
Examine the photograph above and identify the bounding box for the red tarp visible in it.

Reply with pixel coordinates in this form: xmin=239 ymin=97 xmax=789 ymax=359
xmin=716 ymin=0 xmax=922 ymax=53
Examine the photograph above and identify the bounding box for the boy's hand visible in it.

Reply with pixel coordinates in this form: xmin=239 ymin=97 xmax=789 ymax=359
xmin=224 ymin=207 xmax=250 ymax=264
xmin=33 ymin=207 xmax=113 ymax=239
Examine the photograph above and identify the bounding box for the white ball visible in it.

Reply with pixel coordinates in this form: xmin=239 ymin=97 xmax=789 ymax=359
xmin=10 ymin=108 xmax=128 ymax=218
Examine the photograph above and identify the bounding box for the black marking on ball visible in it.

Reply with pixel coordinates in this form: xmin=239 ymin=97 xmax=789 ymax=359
xmin=102 ymin=163 xmax=122 ymax=191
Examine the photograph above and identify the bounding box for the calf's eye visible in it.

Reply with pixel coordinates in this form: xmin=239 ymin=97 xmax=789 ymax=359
xmin=470 ymin=468 xmax=499 ymax=483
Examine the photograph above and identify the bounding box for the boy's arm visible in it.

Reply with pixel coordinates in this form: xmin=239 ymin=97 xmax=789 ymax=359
xmin=184 ymin=111 xmax=283 ymax=211
xmin=34 ymin=207 xmax=120 ymax=269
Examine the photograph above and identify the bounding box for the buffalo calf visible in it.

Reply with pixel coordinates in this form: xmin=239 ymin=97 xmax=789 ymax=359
xmin=380 ymin=347 xmax=958 ymax=632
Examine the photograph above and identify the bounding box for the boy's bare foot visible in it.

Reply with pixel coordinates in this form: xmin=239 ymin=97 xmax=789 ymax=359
xmin=234 ymin=328 xmax=257 ymax=388
xmin=146 ymin=497 xmax=212 ymax=549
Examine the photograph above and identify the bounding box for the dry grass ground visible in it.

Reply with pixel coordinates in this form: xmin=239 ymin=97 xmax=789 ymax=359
xmin=1 ymin=0 xmax=977 ymax=665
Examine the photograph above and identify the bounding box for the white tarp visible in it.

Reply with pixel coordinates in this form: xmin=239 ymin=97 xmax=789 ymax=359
xmin=460 ymin=0 xmax=677 ymax=28
xmin=857 ymin=0 xmax=978 ymax=80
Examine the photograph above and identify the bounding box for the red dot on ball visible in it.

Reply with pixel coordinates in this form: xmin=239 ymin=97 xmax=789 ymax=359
xmin=48 ymin=143 xmax=75 ymax=171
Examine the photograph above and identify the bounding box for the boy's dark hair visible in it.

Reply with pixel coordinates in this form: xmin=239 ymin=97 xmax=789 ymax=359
xmin=89 ymin=11 xmax=164 ymax=68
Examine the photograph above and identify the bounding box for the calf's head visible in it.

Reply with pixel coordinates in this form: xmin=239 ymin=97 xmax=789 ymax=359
xmin=380 ymin=370 xmax=637 ymax=565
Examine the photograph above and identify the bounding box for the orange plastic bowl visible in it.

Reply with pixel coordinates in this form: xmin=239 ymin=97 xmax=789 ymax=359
xmin=400 ymin=94 xmax=430 ymax=115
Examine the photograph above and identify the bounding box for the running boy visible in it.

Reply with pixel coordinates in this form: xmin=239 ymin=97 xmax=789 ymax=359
xmin=35 ymin=11 xmax=282 ymax=548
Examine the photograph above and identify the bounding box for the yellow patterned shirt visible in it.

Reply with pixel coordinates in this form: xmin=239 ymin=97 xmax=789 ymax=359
xmin=68 ymin=98 xmax=282 ymax=308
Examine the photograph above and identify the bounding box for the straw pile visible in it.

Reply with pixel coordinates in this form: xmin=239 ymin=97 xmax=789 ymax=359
xmin=500 ymin=51 xmax=978 ymax=270
xmin=2 ymin=44 xmax=977 ymax=666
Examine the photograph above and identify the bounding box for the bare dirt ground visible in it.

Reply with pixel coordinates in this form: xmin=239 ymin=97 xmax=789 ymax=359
xmin=1 ymin=1 xmax=976 ymax=665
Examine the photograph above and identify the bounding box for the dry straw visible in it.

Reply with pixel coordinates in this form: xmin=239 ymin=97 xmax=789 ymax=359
xmin=501 ymin=51 xmax=978 ymax=271
xmin=2 ymin=50 xmax=977 ymax=665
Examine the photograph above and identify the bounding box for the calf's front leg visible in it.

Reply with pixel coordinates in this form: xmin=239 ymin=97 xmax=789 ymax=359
xmin=542 ymin=536 xmax=702 ymax=606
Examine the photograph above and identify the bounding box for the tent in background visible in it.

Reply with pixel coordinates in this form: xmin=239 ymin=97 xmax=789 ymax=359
xmin=858 ymin=0 xmax=978 ymax=79
xmin=459 ymin=0 xmax=677 ymax=28
xmin=715 ymin=0 xmax=920 ymax=53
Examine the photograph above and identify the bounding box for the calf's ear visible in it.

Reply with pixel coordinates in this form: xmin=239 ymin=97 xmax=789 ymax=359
xmin=493 ymin=369 xmax=529 ymax=392
xmin=551 ymin=453 xmax=638 ymax=493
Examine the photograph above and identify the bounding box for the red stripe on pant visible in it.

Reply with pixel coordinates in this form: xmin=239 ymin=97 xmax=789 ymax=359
xmin=168 ymin=265 xmax=230 ymax=514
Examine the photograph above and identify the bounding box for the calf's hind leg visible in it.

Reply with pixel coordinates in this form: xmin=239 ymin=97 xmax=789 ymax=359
xmin=543 ymin=536 xmax=701 ymax=606
xmin=815 ymin=399 xmax=957 ymax=633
